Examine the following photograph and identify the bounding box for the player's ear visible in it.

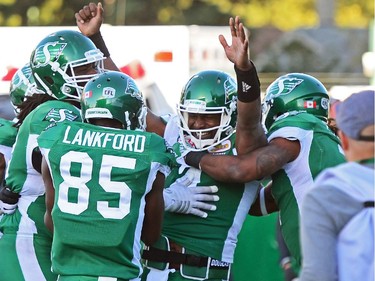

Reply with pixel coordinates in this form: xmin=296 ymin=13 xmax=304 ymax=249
xmin=338 ymin=130 xmax=349 ymax=151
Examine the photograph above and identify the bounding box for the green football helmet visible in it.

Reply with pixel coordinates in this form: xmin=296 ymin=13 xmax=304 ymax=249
xmin=9 ymin=63 xmax=44 ymax=114
xmin=30 ymin=30 xmax=104 ymax=101
xmin=81 ymin=71 xmax=147 ymax=130
xmin=262 ymin=73 xmax=330 ymax=130
xmin=177 ymin=70 xmax=237 ymax=151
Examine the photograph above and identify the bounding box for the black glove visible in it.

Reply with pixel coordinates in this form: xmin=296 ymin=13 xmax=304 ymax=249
xmin=0 ymin=187 xmax=20 ymax=214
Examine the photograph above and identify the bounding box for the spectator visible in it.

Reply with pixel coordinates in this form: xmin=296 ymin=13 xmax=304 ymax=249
xmin=299 ymin=89 xmax=374 ymax=281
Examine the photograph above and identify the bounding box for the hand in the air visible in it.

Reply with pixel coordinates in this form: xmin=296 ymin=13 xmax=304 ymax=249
xmin=75 ymin=2 xmax=104 ymax=37
xmin=219 ymin=16 xmax=251 ymax=71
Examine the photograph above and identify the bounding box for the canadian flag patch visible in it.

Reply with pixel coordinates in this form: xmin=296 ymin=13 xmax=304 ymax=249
xmin=304 ymin=101 xmax=316 ymax=108
xmin=84 ymin=91 xmax=92 ymax=98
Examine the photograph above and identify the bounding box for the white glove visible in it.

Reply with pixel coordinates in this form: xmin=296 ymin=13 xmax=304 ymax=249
xmin=164 ymin=175 xmax=219 ymax=218
xmin=0 ymin=200 xmax=17 ymax=214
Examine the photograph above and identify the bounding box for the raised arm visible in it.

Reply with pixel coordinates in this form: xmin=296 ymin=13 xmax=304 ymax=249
xmin=75 ymin=2 xmax=119 ymax=71
xmin=219 ymin=16 xmax=267 ymax=154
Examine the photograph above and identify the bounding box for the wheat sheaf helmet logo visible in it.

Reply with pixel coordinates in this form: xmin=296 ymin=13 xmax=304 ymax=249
xmin=127 ymin=78 xmax=143 ymax=101
xmin=32 ymin=42 xmax=67 ymax=68
xmin=269 ymin=77 xmax=304 ymax=98
xmin=11 ymin=68 xmax=33 ymax=90
xmin=224 ymin=77 xmax=237 ymax=104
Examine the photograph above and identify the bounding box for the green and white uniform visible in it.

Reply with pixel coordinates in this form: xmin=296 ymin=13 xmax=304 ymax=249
xmin=38 ymin=121 xmax=173 ymax=281
xmin=0 ymin=118 xmax=17 ymax=235
xmin=0 ymin=100 xmax=81 ymax=281
xmin=0 ymin=117 xmax=17 ymax=173
xmin=143 ymin=116 xmax=259 ymax=281
xmin=267 ymin=112 xmax=346 ymax=266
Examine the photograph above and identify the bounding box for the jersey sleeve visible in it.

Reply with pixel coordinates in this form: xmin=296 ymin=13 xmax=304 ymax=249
xmin=0 ymin=118 xmax=17 ymax=147
xmin=37 ymin=123 xmax=66 ymax=151
xmin=148 ymin=133 xmax=177 ymax=176
xmin=267 ymin=114 xmax=313 ymax=142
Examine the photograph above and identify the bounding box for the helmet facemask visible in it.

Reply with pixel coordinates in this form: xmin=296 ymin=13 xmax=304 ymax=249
xmin=31 ymin=30 xmax=105 ymax=102
xmin=134 ymin=105 xmax=147 ymax=131
xmin=176 ymin=70 xmax=237 ymax=151
xmin=34 ymin=50 xmax=104 ymax=101
xmin=177 ymin=98 xmax=236 ymax=151
xmin=63 ymin=50 xmax=105 ymax=98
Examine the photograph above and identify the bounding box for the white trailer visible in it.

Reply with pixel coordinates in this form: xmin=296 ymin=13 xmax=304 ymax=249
xmin=0 ymin=25 xmax=234 ymax=117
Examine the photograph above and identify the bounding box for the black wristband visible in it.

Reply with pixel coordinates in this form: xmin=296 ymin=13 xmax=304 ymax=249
xmin=184 ymin=151 xmax=207 ymax=169
xmin=89 ymin=31 xmax=110 ymax=58
xmin=235 ymin=61 xmax=261 ymax=103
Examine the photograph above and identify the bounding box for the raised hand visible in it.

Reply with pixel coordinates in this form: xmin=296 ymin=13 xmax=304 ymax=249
xmin=75 ymin=2 xmax=104 ymax=37
xmin=219 ymin=16 xmax=251 ymax=71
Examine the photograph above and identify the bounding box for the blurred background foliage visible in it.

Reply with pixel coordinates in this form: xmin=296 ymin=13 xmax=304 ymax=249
xmin=0 ymin=0 xmax=373 ymax=29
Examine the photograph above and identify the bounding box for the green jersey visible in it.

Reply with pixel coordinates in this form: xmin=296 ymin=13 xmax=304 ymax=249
xmin=0 ymin=100 xmax=81 ymax=281
xmin=267 ymin=112 xmax=346 ymax=265
xmin=5 ymin=100 xmax=81 ymax=197
xmin=0 ymin=117 xmax=17 ymax=185
xmin=0 ymin=117 xmax=17 ymax=164
xmin=38 ymin=121 xmax=174 ymax=280
xmin=162 ymin=117 xmax=259 ymax=263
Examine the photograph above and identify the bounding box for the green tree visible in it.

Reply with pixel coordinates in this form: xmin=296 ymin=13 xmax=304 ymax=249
xmin=204 ymin=0 xmax=374 ymax=30
xmin=0 ymin=0 xmax=373 ymax=29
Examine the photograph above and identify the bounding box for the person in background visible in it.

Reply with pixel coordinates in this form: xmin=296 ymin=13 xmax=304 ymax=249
xmin=39 ymin=70 xmax=174 ymax=281
xmin=299 ymin=89 xmax=374 ymax=281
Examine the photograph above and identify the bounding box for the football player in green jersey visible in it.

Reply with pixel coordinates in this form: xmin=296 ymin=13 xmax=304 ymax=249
xmin=0 ymin=118 xmax=17 ymax=189
xmin=75 ymin=2 xmax=222 ymax=220
xmin=140 ymin=18 xmax=266 ymax=281
xmin=0 ymin=63 xmax=43 ymax=195
xmin=185 ymin=72 xmax=346 ymax=271
xmin=9 ymin=63 xmax=44 ymax=118
xmin=0 ymin=30 xmax=106 ymax=281
xmin=141 ymin=69 xmax=263 ymax=281
xmin=75 ymin=8 xmax=265 ymax=281
xmin=39 ymin=70 xmax=175 ymax=281
xmin=186 ymin=71 xmax=346 ymax=268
